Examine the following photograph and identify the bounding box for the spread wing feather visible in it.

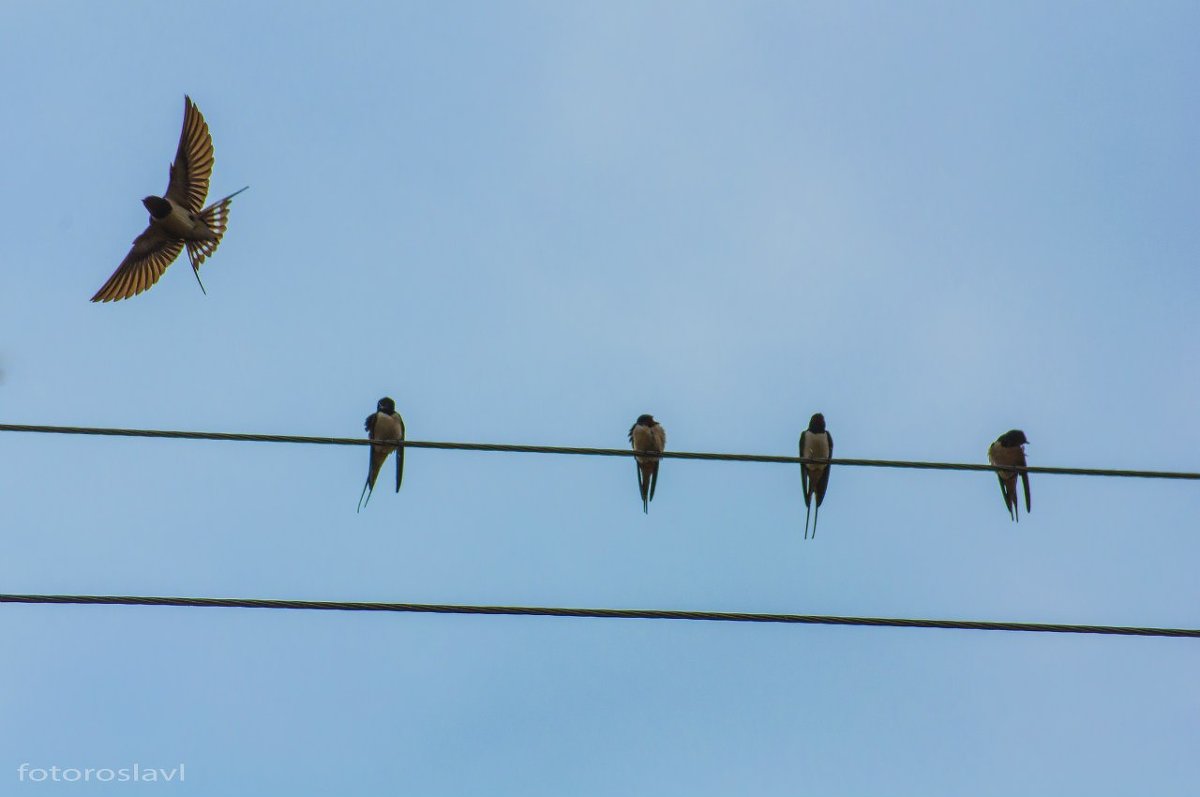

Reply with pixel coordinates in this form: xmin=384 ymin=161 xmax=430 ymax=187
xmin=165 ymin=96 xmax=214 ymax=214
xmin=91 ymin=226 xmax=184 ymax=302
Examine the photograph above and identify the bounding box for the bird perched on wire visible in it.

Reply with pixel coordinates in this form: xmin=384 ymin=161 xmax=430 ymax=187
xmin=988 ymin=429 xmax=1031 ymax=522
xmin=91 ymin=95 xmax=248 ymax=302
xmin=358 ymin=397 xmax=405 ymax=512
xmin=628 ymin=414 xmax=666 ymax=514
xmin=799 ymin=412 xmax=833 ymax=539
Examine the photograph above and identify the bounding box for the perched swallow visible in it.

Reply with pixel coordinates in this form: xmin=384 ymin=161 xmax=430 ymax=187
xmin=799 ymin=412 xmax=833 ymax=539
xmin=988 ymin=429 xmax=1031 ymax=522
xmin=91 ymin=96 xmax=248 ymax=302
xmin=628 ymin=414 xmax=666 ymax=514
xmin=358 ymin=397 xmax=405 ymax=512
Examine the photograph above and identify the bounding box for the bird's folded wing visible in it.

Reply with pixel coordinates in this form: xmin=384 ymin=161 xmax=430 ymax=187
xmin=395 ymin=418 xmax=405 ymax=492
xmin=91 ymin=226 xmax=183 ymax=302
xmin=165 ymin=96 xmax=214 ymax=214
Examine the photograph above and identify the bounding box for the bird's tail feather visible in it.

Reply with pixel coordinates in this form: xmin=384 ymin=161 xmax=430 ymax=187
xmin=186 ymin=186 xmax=249 ymax=272
xmin=184 ymin=248 xmax=208 ymax=295
xmin=636 ymin=462 xmax=648 ymax=512
xmin=205 ymin=185 xmax=250 ymax=210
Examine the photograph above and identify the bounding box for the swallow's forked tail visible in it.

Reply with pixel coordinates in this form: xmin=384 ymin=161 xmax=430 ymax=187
xmin=1005 ymin=473 xmax=1020 ymax=522
xmin=803 ymin=502 xmax=812 ymax=540
xmin=395 ymin=445 xmax=404 ymax=493
xmin=184 ymin=186 xmax=250 ymax=293
xmin=636 ymin=462 xmax=649 ymax=514
xmin=357 ymin=480 xmax=373 ymax=513
xmin=186 ymin=257 xmax=208 ymax=295
xmin=996 ymin=473 xmax=1015 ymax=522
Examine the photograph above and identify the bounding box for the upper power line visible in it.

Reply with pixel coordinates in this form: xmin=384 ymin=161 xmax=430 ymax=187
xmin=1 ymin=423 xmax=1197 ymax=480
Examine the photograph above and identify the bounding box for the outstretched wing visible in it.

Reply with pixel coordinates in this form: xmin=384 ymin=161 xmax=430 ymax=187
xmin=164 ymin=96 xmax=214 ymax=214
xmin=90 ymin=225 xmax=184 ymax=302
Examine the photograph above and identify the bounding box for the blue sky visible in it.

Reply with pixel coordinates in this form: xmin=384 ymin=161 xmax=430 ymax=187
xmin=2 ymin=2 xmax=1199 ymax=794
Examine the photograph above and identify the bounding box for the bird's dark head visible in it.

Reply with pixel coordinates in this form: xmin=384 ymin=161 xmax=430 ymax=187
xmin=377 ymin=397 xmax=396 ymax=414
xmin=142 ymin=196 xmax=171 ymax=219
xmin=808 ymin=412 xmax=826 ymax=433
xmin=636 ymin=414 xmax=655 ymax=427
xmin=998 ymin=429 xmax=1028 ymax=447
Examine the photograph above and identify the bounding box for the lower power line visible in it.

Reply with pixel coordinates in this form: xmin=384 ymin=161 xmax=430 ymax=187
xmin=0 ymin=594 xmax=1195 ymax=638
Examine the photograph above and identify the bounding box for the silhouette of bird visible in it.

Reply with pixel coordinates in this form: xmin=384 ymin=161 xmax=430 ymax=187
xmin=91 ymin=96 xmax=247 ymax=302
xmin=988 ymin=429 xmax=1031 ymax=522
xmin=358 ymin=397 xmax=405 ymax=512
xmin=628 ymin=414 xmax=666 ymax=514
xmin=799 ymin=413 xmax=833 ymax=539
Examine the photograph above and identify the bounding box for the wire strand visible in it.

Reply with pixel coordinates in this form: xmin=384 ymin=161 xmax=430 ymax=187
xmin=0 ymin=423 xmax=1196 ymax=480
xmin=0 ymin=593 xmax=1194 ymax=638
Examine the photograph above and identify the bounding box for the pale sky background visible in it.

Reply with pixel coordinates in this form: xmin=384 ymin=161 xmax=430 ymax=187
xmin=2 ymin=2 xmax=1199 ymax=794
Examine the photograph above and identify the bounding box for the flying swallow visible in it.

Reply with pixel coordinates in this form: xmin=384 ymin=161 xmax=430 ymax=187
xmin=799 ymin=412 xmax=833 ymax=539
xmin=988 ymin=429 xmax=1031 ymax=522
xmin=358 ymin=397 xmax=405 ymax=512
xmin=628 ymin=414 xmax=666 ymax=514
xmin=91 ymin=96 xmax=248 ymax=302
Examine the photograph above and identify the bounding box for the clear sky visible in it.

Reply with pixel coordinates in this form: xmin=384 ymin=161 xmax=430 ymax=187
xmin=2 ymin=2 xmax=1199 ymax=794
